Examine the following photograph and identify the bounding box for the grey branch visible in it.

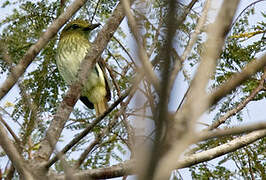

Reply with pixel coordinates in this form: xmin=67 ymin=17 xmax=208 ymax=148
xmin=207 ymin=69 xmax=266 ymax=130
xmin=0 ymin=122 xmax=34 ymax=179
xmin=121 ymin=0 xmax=160 ymax=91
xmin=210 ymin=54 xmax=266 ymax=105
xmin=50 ymin=129 xmax=266 ymax=179
xmin=199 ymin=122 xmax=266 ymax=141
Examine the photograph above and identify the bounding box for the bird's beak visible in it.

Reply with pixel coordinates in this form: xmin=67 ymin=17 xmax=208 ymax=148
xmin=84 ymin=23 xmax=101 ymax=31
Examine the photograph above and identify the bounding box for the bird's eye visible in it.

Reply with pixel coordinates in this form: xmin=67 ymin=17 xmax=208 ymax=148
xmin=71 ymin=24 xmax=79 ymax=29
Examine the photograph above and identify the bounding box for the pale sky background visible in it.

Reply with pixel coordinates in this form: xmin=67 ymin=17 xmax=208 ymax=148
xmin=0 ymin=0 xmax=265 ymax=179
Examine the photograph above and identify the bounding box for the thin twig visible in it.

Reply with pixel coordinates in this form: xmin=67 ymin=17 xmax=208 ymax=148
xmin=74 ymin=113 xmax=119 ymax=168
xmin=90 ymin=0 xmax=102 ymax=23
xmin=0 ymin=116 xmax=20 ymax=145
xmin=198 ymin=122 xmax=266 ymax=141
xmin=103 ymin=60 xmax=121 ymax=96
xmin=121 ymin=0 xmax=160 ymax=91
xmin=230 ymin=0 xmax=266 ymax=32
xmin=113 ymin=36 xmax=136 ymax=67
xmin=169 ymin=0 xmax=211 ymax=91
xmin=206 ymin=69 xmax=266 ymax=130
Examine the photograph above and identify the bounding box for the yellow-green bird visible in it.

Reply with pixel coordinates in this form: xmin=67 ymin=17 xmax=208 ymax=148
xmin=56 ymin=19 xmax=110 ymax=116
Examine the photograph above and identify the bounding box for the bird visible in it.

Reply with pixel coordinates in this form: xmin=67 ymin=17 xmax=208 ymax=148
xmin=56 ymin=19 xmax=111 ymax=116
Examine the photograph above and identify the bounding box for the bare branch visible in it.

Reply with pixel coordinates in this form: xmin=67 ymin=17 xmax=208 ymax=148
xmin=142 ymin=0 xmax=179 ymax=179
xmin=210 ymin=54 xmax=266 ymax=106
xmin=121 ymin=0 xmax=160 ymax=91
xmin=0 ymin=122 xmax=33 ymax=179
xmin=174 ymin=0 xmax=240 ymax=127
xmin=74 ymin=114 xmax=119 ymax=168
xmin=53 ymin=160 xmax=135 ymax=180
xmin=51 ymin=129 xmax=266 ymax=179
xmin=206 ymin=69 xmax=266 ymax=130
xmin=169 ymin=0 xmax=211 ymax=91
xmin=90 ymin=0 xmax=102 ymax=23
xmin=199 ymin=122 xmax=266 ymax=141
xmin=176 ymin=130 xmax=266 ymax=169
xmin=0 ymin=116 xmax=20 ymax=144
xmin=103 ymin=59 xmax=122 ymax=96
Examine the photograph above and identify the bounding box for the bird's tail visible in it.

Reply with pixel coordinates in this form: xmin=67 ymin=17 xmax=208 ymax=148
xmin=94 ymin=98 xmax=108 ymax=117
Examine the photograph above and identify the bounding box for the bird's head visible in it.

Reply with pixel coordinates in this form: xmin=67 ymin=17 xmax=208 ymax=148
xmin=59 ymin=19 xmax=100 ymax=40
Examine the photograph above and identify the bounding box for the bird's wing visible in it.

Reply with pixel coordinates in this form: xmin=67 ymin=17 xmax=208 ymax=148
xmin=80 ymin=58 xmax=111 ymax=109
xmin=80 ymin=96 xmax=94 ymax=109
xmin=98 ymin=58 xmax=111 ymax=101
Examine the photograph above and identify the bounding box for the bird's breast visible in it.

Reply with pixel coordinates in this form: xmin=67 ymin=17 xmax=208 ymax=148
xmin=56 ymin=38 xmax=106 ymax=103
xmin=56 ymin=40 xmax=89 ymax=84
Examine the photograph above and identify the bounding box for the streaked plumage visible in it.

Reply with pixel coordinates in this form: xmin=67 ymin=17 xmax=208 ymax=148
xmin=56 ymin=19 xmax=110 ymax=116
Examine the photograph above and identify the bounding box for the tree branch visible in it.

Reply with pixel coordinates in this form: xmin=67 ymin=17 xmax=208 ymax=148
xmin=121 ymin=0 xmax=160 ymax=91
xmin=169 ymin=0 xmax=205 ymax=90
xmin=142 ymin=0 xmax=178 ymax=179
xmin=210 ymin=54 xmax=266 ymax=106
xmin=51 ymin=129 xmax=266 ymax=179
xmin=206 ymin=69 xmax=266 ymax=130
xmin=0 ymin=116 xmax=20 ymax=144
xmin=52 ymin=160 xmax=135 ymax=180
xmin=0 ymin=122 xmax=33 ymax=179
xmin=176 ymin=130 xmax=266 ymax=169
xmin=199 ymin=122 xmax=266 ymax=141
